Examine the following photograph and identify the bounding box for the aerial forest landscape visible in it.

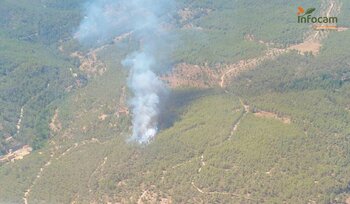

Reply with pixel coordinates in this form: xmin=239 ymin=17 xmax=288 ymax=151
xmin=0 ymin=0 xmax=350 ymax=203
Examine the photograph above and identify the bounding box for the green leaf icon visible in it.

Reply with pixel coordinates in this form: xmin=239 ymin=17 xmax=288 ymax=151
xmin=302 ymin=8 xmax=316 ymax=16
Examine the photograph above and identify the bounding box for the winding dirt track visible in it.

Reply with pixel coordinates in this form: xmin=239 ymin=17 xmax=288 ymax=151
xmin=191 ymin=2 xmax=340 ymax=200
xmin=219 ymin=0 xmax=339 ymax=88
xmin=16 ymin=106 xmax=24 ymax=134
xmin=21 ymin=1 xmax=341 ymax=203
xmin=88 ymin=156 xmax=108 ymax=194
xmin=219 ymin=48 xmax=286 ymax=87
xmin=22 ymin=139 xmax=103 ymax=204
xmin=23 ymin=144 xmax=56 ymax=204
xmin=228 ymin=98 xmax=249 ymax=139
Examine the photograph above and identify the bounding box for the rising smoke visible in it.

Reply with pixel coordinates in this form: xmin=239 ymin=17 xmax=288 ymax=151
xmin=75 ymin=0 xmax=174 ymax=143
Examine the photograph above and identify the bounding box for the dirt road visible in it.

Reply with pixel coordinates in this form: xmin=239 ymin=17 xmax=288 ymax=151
xmin=219 ymin=0 xmax=340 ymax=88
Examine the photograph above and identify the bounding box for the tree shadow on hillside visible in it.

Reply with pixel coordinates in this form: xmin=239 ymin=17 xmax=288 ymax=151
xmin=158 ymin=88 xmax=213 ymax=131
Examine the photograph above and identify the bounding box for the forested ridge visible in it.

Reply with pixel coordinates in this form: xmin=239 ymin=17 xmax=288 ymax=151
xmin=0 ymin=0 xmax=350 ymax=203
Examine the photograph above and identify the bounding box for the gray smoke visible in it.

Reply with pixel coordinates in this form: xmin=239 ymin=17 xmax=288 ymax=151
xmin=75 ymin=0 xmax=174 ymax=143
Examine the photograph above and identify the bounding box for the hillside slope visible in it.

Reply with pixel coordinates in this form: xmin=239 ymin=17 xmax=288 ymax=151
xmin=1 ymin=0 xmax=350 ymax=203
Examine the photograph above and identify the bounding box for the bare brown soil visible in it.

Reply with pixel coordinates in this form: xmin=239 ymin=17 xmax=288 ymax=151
xmin=289 ymin=0 xmax=340 ymax=55
xmin=49 ymin=109 xmax=62 ymax=133
xmin=137 ymin=189 xmax=172 ymax=204
xmin=98 ymin=114 xmax=108 ymax=121
xmin=161 ymin=47 xmax=287 ymax=89
xmin=346 ymin=196 xmax=350 ymax=204
xmin=117 ymin=86 xmax=129 ymax=116
xmin=163 ymin=0 xmax=341 ymax=89
xmin=0 ymin=145 xmax=32 ymax=163
xmin=288 ymin=40 xmax=322 ymax=55
xmin=253 ymin=111 xmax=291 ymax=124
xmin=70 ymin=32 xmax=132 ymax=78
xmin=161 ymin=63 xmax=221 ymax=88
xmin=71 ymin=51 xmax=107 ymax=77
xmin=137 ymin=190 xmax=158 ymax=204
xmin=219 ymin=48 xmax=287 ymax=87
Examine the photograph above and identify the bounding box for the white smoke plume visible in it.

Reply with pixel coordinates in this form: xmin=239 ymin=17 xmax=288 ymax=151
xmin=75 ymin=0 xmax=174 ymax=143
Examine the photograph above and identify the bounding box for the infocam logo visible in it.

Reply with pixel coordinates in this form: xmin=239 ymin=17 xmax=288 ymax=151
xmin=297 ymin=6 xmax=338 ymax=24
